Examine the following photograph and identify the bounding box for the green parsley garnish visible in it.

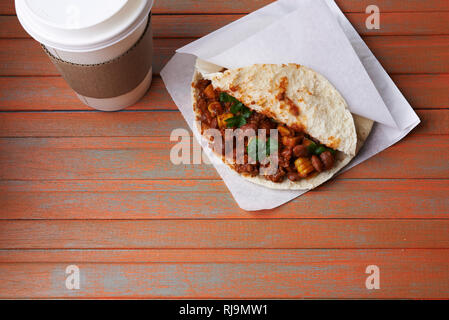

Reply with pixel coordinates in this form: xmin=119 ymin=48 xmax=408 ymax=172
xmin=219 ymin=92 xmax=239 ymax=104
xmin=225 ymin=116 xmax=247 ymax=128
xmin=307 ymin=141 xmax=336 ymax=155
xmin=220 ymin=92 xmax=252 ymax=128
xmin=314 ymin=145 xmax=327 ymax=155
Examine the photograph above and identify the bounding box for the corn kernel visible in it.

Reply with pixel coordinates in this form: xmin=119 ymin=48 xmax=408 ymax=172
xmin=218 ymin=113 xmax=234 ymax=129
xmin=282 ymin=136 xmax=301 ymax=147
xmin=208 ymin=102 xmax=222 ymax=115
xmin=294 ymin=157 xmax=314 ymax=177
xmin=203 ymin=84 xmax=216 ymax=99
xmin=277 ymin=125 xmax=291 ymax=137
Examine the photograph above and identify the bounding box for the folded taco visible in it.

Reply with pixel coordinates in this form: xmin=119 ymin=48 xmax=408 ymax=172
xmin=192 ymin=60 xmax=373 ymax=190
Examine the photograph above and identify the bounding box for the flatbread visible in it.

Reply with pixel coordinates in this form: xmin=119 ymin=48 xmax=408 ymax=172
xmin=192 ymin=60 xmax=373 ymax=190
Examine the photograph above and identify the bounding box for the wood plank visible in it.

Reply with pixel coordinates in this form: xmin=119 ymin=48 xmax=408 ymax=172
xmin=3 ymin=13 xmax=449 ymax=39
xmin=0 ymin=111 xmax=190 ymax=137
xmin=334 ymin=0 xmax=449 ymax=13
xmin=0 ymin=0 xmax=446 ymax=301
xmin=0 ymin=220 xmax=448 ymax=249
xmin=391 ymin=74 xmax=449 ymax=109
xmin=0 ymin=136 xmax=215 ymax=180
xmin=0 ymin=76 xmax=175 ymax=111
xmin=153 ymin=0 xmax=449 ymax=14
xmin=0 ymin=15 xmax=22 ymax=38
xmin=0 ymin=179 xmax=447 ymax=219
xmin=0 ymin=261 xmax=446 ymax=299
xmin=0 ymin=135 xmax=447 ymax=180
xmin=416 ymin=109 xmax=449 ymax=134
xmin=0 ymin=74 xmax=447 ymax=111
xmin=0 ymin=38 xmax=192 ymax=76
xmin=363 ymin=35 xmax=449 ymax=74
xmin=0 ymin=249 xmax=448 ymax=298
xmin=0 ymin=109 xmax=444 ymax=137
xmin=1 ymin=248 xmax=448 ymax=263
xmin=2 ymin=0 xmax=449 ymax=15
xmin=1 ymin=36 xmax=448 ymax=76
xmin=347 ymin=12 xmax=449 ymax=36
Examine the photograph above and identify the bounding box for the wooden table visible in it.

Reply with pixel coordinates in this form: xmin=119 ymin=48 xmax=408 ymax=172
xmin=0 ymin=0 xmax=448 ymax=299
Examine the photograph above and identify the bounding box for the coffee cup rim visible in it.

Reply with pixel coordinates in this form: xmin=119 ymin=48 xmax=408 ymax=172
xmin=15 ymin=0 xmax=154 ymax=52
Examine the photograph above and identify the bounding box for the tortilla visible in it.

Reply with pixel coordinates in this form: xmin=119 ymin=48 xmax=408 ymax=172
xmin=192 ymin=59 xmax=373 ymax=190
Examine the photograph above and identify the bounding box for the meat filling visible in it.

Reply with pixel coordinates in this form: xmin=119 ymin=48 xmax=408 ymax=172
xmin=195 ymin=79 xmax=337 ymax=183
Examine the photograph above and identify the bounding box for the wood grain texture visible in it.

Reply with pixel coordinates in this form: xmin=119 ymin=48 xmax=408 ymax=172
xmin=0 ymin=135 xmax=447 ymax=180
xmin=1 ymin=74 xmax=448 ymax=111
xmin=333 ymin=0 xmax=449 ymax=13
xmin=362 ymin=35 xmax=449 ymax=74
xmin=0 ymin=248 xmax=447 ymax=263
xmin=391 ymin=74 xmax=449 ymax=109
xmin=1 ymin=0 xmax=448 ymax=300
xmin=0 ymin=38 xmax=191 ymax=76
xmin=1 ymin=36 xmax=449 ymax=76
xmin=2 ymin=0 xmax=449 ymax=15
xmin=1 ymin=219 xmax=448 ymax=249
xmin=0 ymin=249 xmax=448 ymax=298
xmin=0 ymin=76 xmax=174 ymax=111
xmin=3 ymin=13 xmax=449 ymax=39
xmin=0 ymin=109 xmax=444 ymax=137
xmin=0 ymin=179 xmax=447 ymax=219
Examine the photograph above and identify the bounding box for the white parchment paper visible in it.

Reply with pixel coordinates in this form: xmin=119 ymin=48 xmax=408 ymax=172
xmin=160 ymin=0 xmax=420 ymax=211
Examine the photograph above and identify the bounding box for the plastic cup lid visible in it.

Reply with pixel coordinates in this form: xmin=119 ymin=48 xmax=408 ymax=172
xmin=15 ymin=0 xmax=154 ymax=52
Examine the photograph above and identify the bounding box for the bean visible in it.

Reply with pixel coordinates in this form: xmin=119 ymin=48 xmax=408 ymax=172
xmin=311 ymin=155 xmax=324 ymax=172
xmin=210 ymin=117 xmax=218 ymax=129
xmin=288 ymin=172 xmax=301 ymax=181
xmin=320 ymin=151 xmax=335 ymax=170
xmin=260 ymin=120 xmax=275 ymax=132
xmin=268 ymin=168 xmax=286 ymax=182
xmin=197 ymin=98 xmax=207 ymax=110
xmin=293 ymin=145 xmax=308 ymax=157
xmin=281 ymin=149 xmax=292 ymax=160
xmin=282 ymin=136 xmax=302 ymax=148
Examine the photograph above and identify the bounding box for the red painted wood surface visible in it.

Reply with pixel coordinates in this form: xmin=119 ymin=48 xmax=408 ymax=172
xmin=0 ymin=179 xmax=447 ymax=219
xmin=0 ymin=0 xmax=448 ymax=299
xmin=3 ymin=13 xmax=449 ymax=38
xmin=0 ymin=249 xmax=448 ymax=299
xmin=0 ymin=135 xmax=447 ymax=180
xmin=1 ymin=219 xmax=449 ymax=249
xmin=1 ymin=75 xmax=448 ymax=111
xmin=2 ymin=36 xmax=449 ymax=75
xmin=1 ymin=0 xmax=449 ymax=15
xmin=0 ymin=109 xmax=446 ymax=137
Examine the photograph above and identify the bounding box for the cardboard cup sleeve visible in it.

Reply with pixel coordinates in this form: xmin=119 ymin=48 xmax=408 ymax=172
xmin=43 ymin=16 xmax=153 ymax=99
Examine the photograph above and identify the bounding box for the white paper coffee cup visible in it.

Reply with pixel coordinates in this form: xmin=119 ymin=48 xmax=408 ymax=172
xmin=15 ymin=0 xmax=154 ymax=111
